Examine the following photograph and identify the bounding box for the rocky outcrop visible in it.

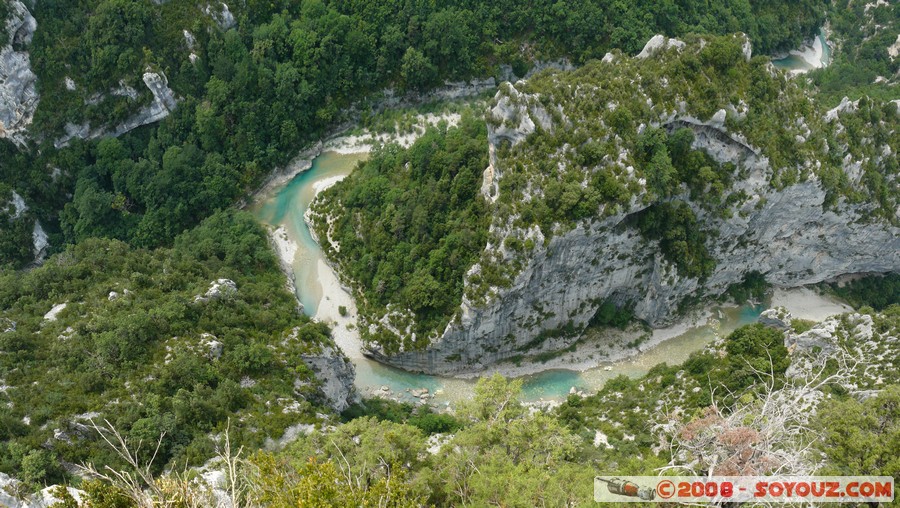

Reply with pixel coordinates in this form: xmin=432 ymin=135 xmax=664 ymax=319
xmin=193 ymin=279 xmax=237 ymax=303
xmin=0 ymin=0 xmax=38 ymax=146
xmin=300 ymin=345 xmax=356 ymax=412
xmin=782 ymin=311 xmax=897 ymax=394
xmin=203 ymin=2 xmax=236 ymax=30
xmin=367 ymin=76 xmax=900 ymax=376
xmin=0 ymin=472 xmax=84 ymax=508
xmin=637 ymin=34 xmax=685 ymax=59
xmin=54 ymin=70 xmax=179 ymax=148
xmin=31 ymin=220 xmax=48 ymax=264
xmin=759 ymin=307 xmax=793 ymax=330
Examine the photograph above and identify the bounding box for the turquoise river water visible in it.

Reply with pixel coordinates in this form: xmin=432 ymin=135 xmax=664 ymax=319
xmin=772 ymin=28 xmax=832 ymax=72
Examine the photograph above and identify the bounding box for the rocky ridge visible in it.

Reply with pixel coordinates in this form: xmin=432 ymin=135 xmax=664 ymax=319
xmin=53 ymin=70 xmax=179 ymax=148
xmin=365 ymin=35 xmax=900 ymax=375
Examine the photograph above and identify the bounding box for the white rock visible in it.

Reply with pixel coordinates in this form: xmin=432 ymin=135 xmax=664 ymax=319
xmin=43 ymin=303 xmax=67 ymax=322
xmin=194 ymin=279 xmax=237 ymax=303
xmin=889 ymin=34 xmax=900 ymax=61
xmin=637 ymin=34 xmax=685 ymax=59
xmin=200 ymin=333 xmax=223 ymax=359
xmin=7 ymin=190 xmax=26 ymax=219
xmin=203 ymin=2 xmax=236 ymax=30
xmin=54 ymin=70 xmax=179 ymax=148
xmin=32 ymin=220 xmax=48 ymax=264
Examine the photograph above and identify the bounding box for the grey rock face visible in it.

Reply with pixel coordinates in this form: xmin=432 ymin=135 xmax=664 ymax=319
xmin=759 ymin=307 xmax=793 ymax=330
xmin=0 ymin=0 xmax=38 ymax=146
xmin=54 ymin=71 xmax=179 ymax=148
xmin=194 ymin=279 xmax=238 ymax=303
xmin=301 ymin=346 xmax=356 ymax=412
xmin=368 ymin=88 xmax=900 ymax=375
xmin=203 ymin=2 xmax=236 ymax=30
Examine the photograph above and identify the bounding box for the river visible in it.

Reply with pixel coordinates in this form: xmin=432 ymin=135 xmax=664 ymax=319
xmin=251 ymin=150 xmax=849 ymax=406
xmin=772 ymin=28 xmax=832 ymax=72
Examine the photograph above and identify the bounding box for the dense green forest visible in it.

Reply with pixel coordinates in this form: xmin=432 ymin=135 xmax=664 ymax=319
xmin=1 ymin=0 xmax=828 ymax=269
xmin=311 ymin=115 xmax=490 ymax=352
xmin=828 ymin=273 xmax=900 ymax=311
xmin=0 ymin=210 xmax=335 ymax=487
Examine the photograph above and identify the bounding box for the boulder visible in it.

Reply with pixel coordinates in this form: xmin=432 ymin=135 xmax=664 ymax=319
xmin=759 ymin=307 xmax=793 ymax=330
xmin=300 ymin=346 xmax=356 ymax=412
xmin=200 ymin=333 xmax=223 ymax=360
xmin=637 ymin=34 xmax=685 ymax=59
xmin=194 ymin=279 xmax=237 ymax=303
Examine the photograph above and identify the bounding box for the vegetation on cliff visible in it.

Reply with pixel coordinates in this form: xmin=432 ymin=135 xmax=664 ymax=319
xmin=465 ymin=33 xmax=899 ymax=307
xmin=810 ymin=0 xmax=900 ymax=107
xmin=311 ymin=115 xmax=490 ymax=353
xmin=312 ymin=34 xmax=899 ymax=352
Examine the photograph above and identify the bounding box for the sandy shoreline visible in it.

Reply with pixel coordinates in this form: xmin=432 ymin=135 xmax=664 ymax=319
xmin=311 ymin=175 xmax=348 ymax=195
xmin=770 ymin=286 xmax=852 ymax=322
xmin=314 ymin=258 xmax=366 ymax=360
xmin=453 ymin=308 xmax=719 ymax=379
xmin=775 ymin=30 xmax=831 ymax=75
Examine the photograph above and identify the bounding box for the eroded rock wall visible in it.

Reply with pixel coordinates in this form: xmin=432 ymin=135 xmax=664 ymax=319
xmin=368 ymin=87 xmax=900 ymax=376
xmin=0 ymin=0 xmax=38 ymax=146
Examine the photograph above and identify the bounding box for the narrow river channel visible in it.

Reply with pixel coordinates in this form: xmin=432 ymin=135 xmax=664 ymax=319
xmin=250 ymin=151 xmax=796 ymax=405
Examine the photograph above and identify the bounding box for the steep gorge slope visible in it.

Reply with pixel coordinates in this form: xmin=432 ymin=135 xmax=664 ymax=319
xmin=337 ymin=35 xmax=900 ymax=374
xmin=0 ymin=0 xmax=36 ymax=146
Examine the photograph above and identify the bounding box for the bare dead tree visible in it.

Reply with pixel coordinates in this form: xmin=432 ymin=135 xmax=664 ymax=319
xmin=80 ymin=419 xmax=236 ymax=508
xmin=655 ymin=344 xmax=865 ymax=479
xmin=78 ymin=419 xmax=165 ymax=507
xmin=215 ymin=418 xmax=248 ymax=508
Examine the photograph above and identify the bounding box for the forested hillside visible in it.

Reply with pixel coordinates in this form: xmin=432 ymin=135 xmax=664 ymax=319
xmin=0 ymin=211 xmax=339 ymax=488
xmin=2 ymin=0 xmax=827 ymax=268
xmin=41 ymin=304 xmax=900 ymax=506
xmin=811 ymin=0 xmax=899 ymax=106
xmin=310 ymin=114 xmax=490 ymax=348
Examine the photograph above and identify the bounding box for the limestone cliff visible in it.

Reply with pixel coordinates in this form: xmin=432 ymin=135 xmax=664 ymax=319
xmin=0 ymin=0 xmax=38 ymax=146
xmin=54 ymin=70 xmax=179 ymax=148
xmin=301 ymin=345 xmax=356 ymax=412
xmin=365 ymin=35 xmax=900 ymax=375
